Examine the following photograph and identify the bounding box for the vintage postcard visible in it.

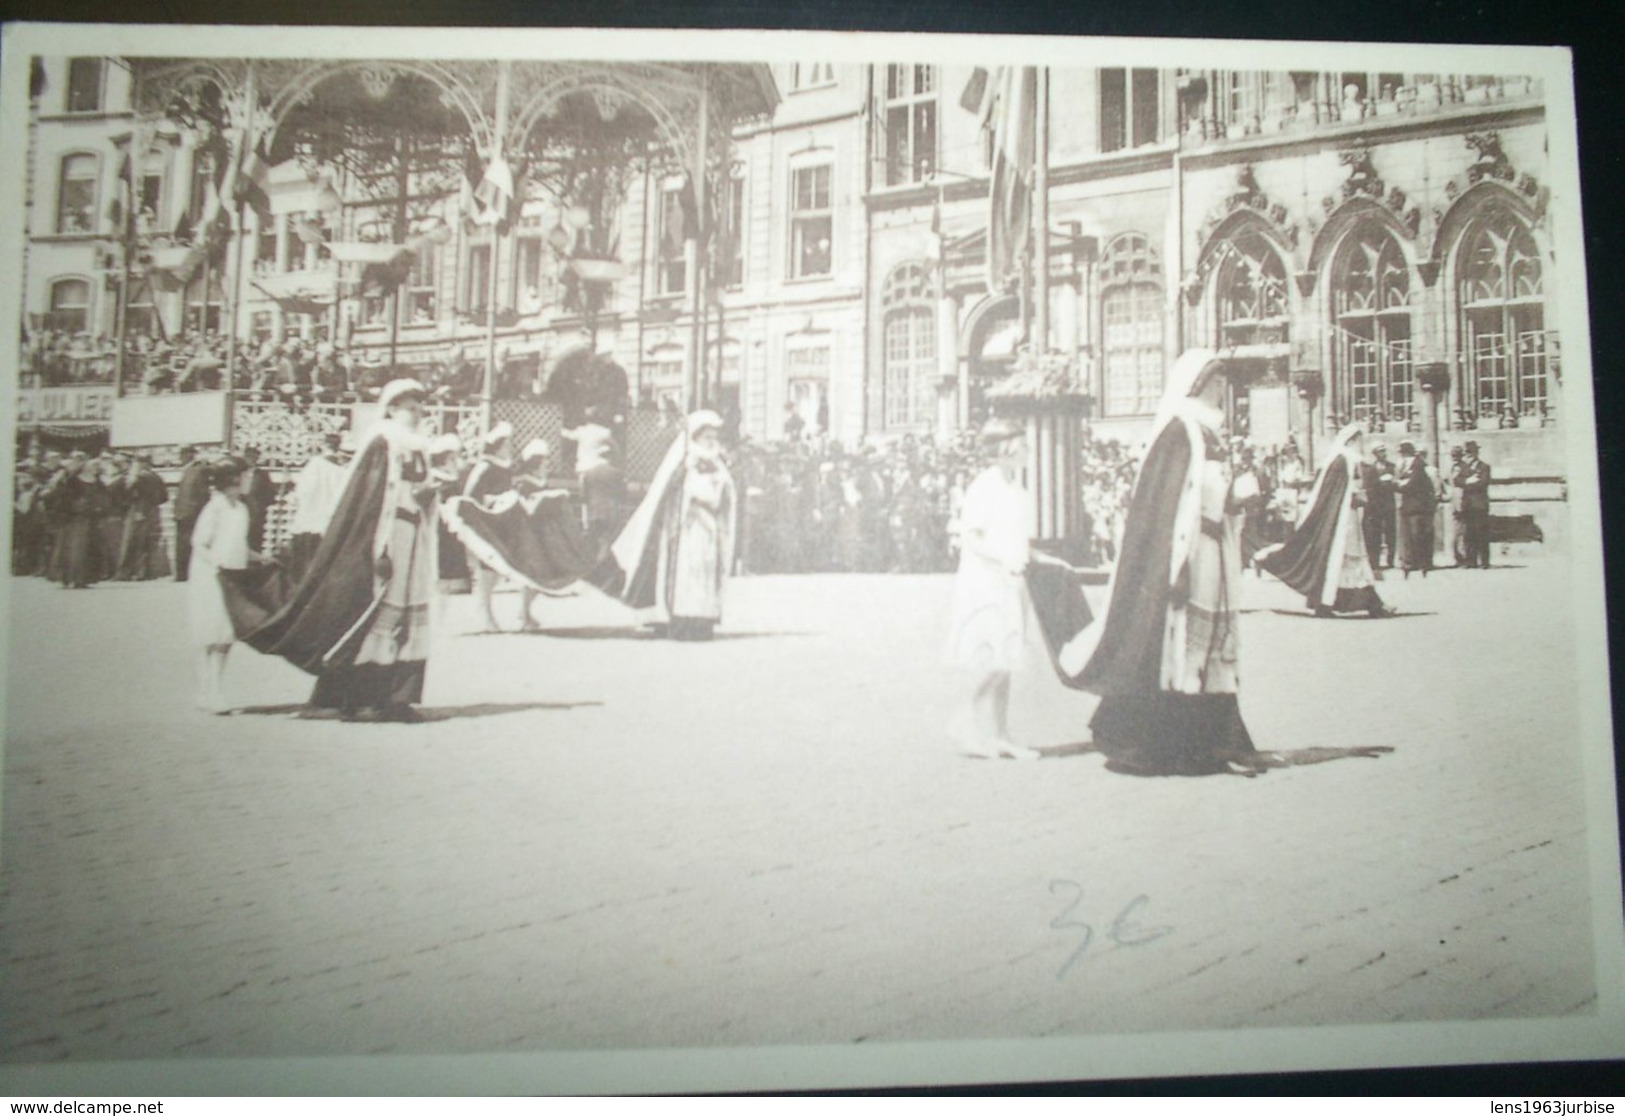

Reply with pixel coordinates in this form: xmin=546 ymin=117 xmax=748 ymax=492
xmin=0 ymin=22 xmax=1619 ymax=1095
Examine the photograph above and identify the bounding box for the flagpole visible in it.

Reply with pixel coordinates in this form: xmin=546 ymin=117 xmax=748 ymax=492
xmin=1033 ymin=66 xmax=1050 ymax=356
xmin=686 ymin=66 xmax=711 ymax=414
xmin=225 ymin=63 xmax=255 ymax=398
xmin=113 ymin=137 xmax=135 ymax=399
xmin=482 ymin=61 xmax=511 ymax=436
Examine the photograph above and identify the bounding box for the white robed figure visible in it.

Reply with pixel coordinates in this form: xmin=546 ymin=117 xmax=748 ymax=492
xmin=607 ymin=410 xmax=738 ymax=640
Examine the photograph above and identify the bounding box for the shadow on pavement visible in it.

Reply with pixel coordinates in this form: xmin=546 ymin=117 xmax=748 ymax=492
xmin=1035 ymin=740 xmax=1101 ymax=760
xmin=504 ymin=626 xmax=810 ymax=642
xmin=1266 ymin=609 xmax=1438 ymax=620
xmin=233 ymin=701 xmax=601 ymax=721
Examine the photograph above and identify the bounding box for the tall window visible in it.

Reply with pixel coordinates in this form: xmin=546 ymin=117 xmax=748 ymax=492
xmin=126 ymin=280 xmax=158 ymax=338
xmin=1333 ymin=225 xmax=1413 ymax=426
xmin=880 ymin=262 xmax=937 ymax=429
xmin=187 ymin=151 xmax=214 ymax=227
xmin=254 ymin=214 xmax=278 ymax=272
xmin=56 ymin=154 xmax=98 ymax=234
xmin=513 ymin=236 xmax=545 ymax=310
xmin=884 ymin=65 xmax=937 ymax=186
xmin=466 ymin=242 xmax=492 ymax=312
xmin=1100 ymin=233 xmax=1165 ymax=417
xmin=185 ymin=271 xmax=224 ymax=334
xmin=1215 ymin=230 xmax=1290 ymax=346
xmin=718 ymin=171 xmax=746 ymax=289
xmin=407 ymin=246 xmax=438 ymax=323
xmin=786 ymin=345 xmax=831 ymax=433
xmin=136 ymin=150 xmax=166 ymax=233
xmin=790 ymin=63 xmax=836 ymax=92
xmin=65 ymin=58 xmax=104 ymax=114
xmin=1457 ymin=207 xmax=1548 ymax=421
xmin=47 ymin=278 xmax=90 ymax=333
xmin=656 ymin=182 xmax=687 ymax=296
xmin=643 ymin=345 xmax=686 ymax=411
xmin=789 ymin=163 xmax=833 ymax=279
xmin=1100 ymin=69 xmax=1161 ymax=153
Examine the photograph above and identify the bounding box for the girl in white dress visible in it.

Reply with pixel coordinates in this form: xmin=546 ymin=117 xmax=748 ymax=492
xmin=189 ymin=458 xmax=256 ymax=713
xmin=944 ymin=419 xmax=1038 ymax=760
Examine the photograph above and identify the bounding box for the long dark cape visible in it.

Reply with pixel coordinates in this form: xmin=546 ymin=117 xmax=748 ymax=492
xmin=220 ymin=436 xmax=390 ymax=675
xmin=439 ymin=490 xmax=600 ymax=594
xmin=1258 ymin=455 xmax=1350 ymax=602
xmin=1065 ymin=418 xmax=1194 ymax=696
xmin=1023 ymin=560 xmax=1095 ymax=682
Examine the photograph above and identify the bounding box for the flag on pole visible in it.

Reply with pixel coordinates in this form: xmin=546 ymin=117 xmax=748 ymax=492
xmin=983 ymin=67 xmax=1036 ymax=296
xmin=472 ymin=154 xmax=515 ymax=228
xmin=234 ymin=136 xmax=274 ymax=225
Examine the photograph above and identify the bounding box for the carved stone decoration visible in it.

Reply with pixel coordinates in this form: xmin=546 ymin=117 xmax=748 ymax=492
xmin=1339 ymin=142 xmax=1385 ymax=202
xmin=1195 ymin=163 xmax=1301 ymax=277
xmin=1465 ymin=131 xmax=1516 ymax=185
xmin=1294 ymin=270 xmax=1317 ymax=298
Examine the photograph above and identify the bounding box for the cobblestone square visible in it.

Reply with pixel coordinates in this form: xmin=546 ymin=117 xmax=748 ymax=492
xmin=0 ymin=550 xmax=1611 ymax=1070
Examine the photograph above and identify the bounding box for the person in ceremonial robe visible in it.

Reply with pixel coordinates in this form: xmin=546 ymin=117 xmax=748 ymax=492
xmin=1057 ymin=351 xmax=1257 ymax=777
xmin=1257 ymin=423 xmax=1394 ymax=618
xmin=605 ymin=410 xmax=738 ymax=641
xmin=465 ymin=422 xmax=516 ymax=632
xmin=438 ymin=436 xmax=601 ymax=621
xmin=220 ymin=379 xmax=439 ymax=723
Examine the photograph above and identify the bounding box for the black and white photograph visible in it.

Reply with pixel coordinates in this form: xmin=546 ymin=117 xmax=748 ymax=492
xmin=0 ymin=23 xmax=1620 ymax=1095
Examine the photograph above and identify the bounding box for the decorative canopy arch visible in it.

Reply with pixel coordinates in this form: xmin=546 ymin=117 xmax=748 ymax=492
xmin=1187 ymin=209 xmax=1299 ymax=306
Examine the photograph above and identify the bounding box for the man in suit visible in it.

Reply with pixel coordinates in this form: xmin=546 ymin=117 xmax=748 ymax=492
xmin=1454 ymin=439 xmax=1493 ymax=569
xmin=1444 ymin=444 xmax=1466 ymax=566
xmin=172 ymin=444 xmax=211 ymax=581
xmin=1359 ymin=440 xmax=1397 ymax=571
xmin=241 ymin=447 xmax=278 ymax=553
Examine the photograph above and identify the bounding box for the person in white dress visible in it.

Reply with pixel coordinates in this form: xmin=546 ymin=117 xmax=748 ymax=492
xmin=944 ymin=418 xmax=1039 ymax=761
xmin=189 ymin=458 xmax=258 ymax=714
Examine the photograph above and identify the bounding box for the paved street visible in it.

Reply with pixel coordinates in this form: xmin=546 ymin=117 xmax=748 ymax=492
xmin=0 ymin=548 xmax=1604 ymax=1062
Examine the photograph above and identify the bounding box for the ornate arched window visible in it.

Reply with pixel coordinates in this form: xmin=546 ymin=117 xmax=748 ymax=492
xmin=1214 ymin=229 xmax=1289 ymax=345
xmin=880 ymin=261 xmax=937 ymax=430
xmin=1099 ymin=232 xmax=1164 ymax=416
xmin=1456 ymin=206 xmax=1548 ymax=422
xmin=1332 ymin=223 xmax=1413 ymax=426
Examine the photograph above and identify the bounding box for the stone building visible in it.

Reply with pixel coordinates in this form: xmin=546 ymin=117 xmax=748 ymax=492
xmin=20 ymin=57 xmax=1562 ymax=527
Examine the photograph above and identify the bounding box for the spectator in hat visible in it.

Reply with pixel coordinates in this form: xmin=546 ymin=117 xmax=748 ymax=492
xmin=116 ymin=454 xmax=171 ymax=580
xmin=240 ymin=447 xmax=278 ymax=554
xmin=1392 ymin=440 xmax=1438 ymax=577
xmin=1360 ymin=440 xmax=1397 ymax=572
xmin=1444 ymin=444 xmax=1467 ymax=566
xmin=173 ymin=445 xmax=211 ymax=582
xmin=1454 ymin=440 xmax=1493 ymax=568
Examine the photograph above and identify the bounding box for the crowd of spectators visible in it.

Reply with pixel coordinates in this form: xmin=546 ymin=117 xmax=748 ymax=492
xmin=20 ymin=325 xmax=495 ymax=404
xmin=730 ymin=430 xmax=1142 ymax=575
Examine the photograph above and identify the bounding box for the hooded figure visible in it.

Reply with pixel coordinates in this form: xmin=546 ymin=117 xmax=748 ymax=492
xmin=1257 ymin=423 xmax=1392 ymax=618
xmin=604 ymin=409 xmax=738 ymax=641
xmin=1056 ymin=350 xmax=1257 ymax=776
xmin=220 ymin=379 xmax=440 ymax=722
